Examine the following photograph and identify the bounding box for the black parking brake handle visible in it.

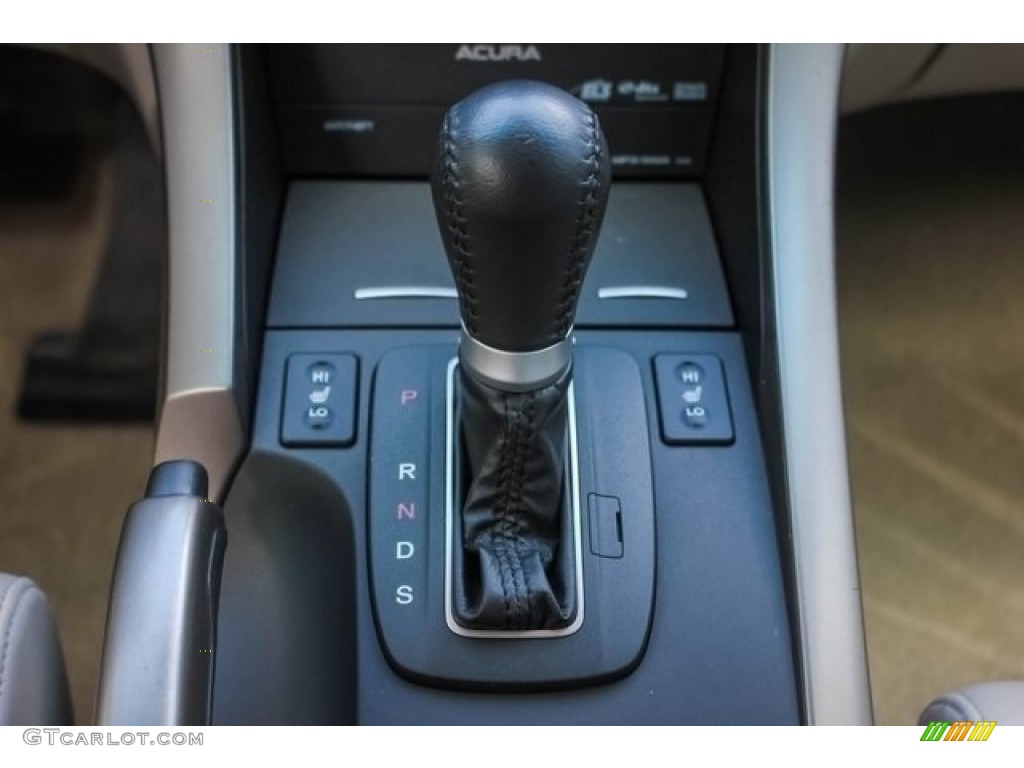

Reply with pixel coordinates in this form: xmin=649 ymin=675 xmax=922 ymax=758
xmin=95 ymin=460 xmax=226 ymax=726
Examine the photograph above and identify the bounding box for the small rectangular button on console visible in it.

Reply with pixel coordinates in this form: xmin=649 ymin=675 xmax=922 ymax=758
xmin=653 ymin=354 xmax=734 ymax=445
xmin=281 ymin=353 xmax=358 ymax=447
xmin=588 ymin=493 xmax=624 ymax=559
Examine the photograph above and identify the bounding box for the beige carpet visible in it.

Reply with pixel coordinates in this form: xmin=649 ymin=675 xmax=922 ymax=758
xmin=837 ymin=94 xmax=1024 ymax=724
xmin=0 ymin=153 xmax=154 ymax=725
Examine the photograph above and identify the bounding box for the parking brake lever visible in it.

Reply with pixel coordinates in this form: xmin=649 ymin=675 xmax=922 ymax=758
xmin=431 ymin=80 xmax=610 ymax=630
xmin=96 ymin=460 xmax=226 ymax=725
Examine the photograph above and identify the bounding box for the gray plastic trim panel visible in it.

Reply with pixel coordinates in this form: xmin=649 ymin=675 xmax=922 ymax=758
xmin=152 ymin=44 xmax=243 ymax=499
xmin=766 ymin=43 xmax=872 ymax=725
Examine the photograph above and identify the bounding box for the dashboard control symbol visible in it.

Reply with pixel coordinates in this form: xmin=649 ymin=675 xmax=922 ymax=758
xmin=654 ymin=354 xmax=734 ymax=445
xmin=672 ymin=81 xmax=708 ymax=102
xmin=677 ymin=361 xmax=703 ymax=384
xmin=682 ymin=385 xmax=703 ymax=404
xmin=304 ymin=405 xmax=333 ymax=429
xmin=309 ymin=385 xmax=331 ymax=404
xmin=682 ymin=405 xmax=708 ymax=428
xmin=309 ymin=362 xmax=334 ymax=384
xmin=281 ymin=353 xmax=358 ymax=446
xmin=397 ymin=542 xmax=415 ymax=560
xmin=579 ymin=79 xmax=613 ymax=102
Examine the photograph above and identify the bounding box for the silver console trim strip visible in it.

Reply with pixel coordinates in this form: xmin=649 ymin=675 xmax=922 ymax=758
xmin=597 ymin=285 xmax=689 ymax=300
xmin=444 ymin=357 xmax=585 ymax=639
xmin=151 ymin=44 xmax=243 ymax=500
xmin=354 ymin=286 xmax=458 ymax=300
xmin=767 ymin=44 xmax=873 ymax=724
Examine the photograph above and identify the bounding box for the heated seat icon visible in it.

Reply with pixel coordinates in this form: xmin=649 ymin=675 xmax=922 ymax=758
xmin=309 ymin=386 xmax=331 ymax=404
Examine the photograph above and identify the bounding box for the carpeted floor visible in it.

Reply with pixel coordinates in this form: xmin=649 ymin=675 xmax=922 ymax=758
xmin=836 ymin=93 xmax=1024 ymax=725
xmin=0 ymin=151 xmax=154 ymax=725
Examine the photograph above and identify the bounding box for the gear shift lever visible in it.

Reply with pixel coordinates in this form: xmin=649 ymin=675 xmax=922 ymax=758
xmin=431 ymin=81 xmax=610 ymax=630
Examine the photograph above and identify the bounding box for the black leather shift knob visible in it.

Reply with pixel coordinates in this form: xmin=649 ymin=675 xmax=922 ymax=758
xmin=432 ymin=80 xmax=610 ymax=377
xmin=434 ymin=81 xmax=609 ymax=632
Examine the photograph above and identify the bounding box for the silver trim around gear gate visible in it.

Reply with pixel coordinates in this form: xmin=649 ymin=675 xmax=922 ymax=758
xmin=459 ymin=326 xmax=571 ymax=392
xmin=444 ymin=357 xmax=585 ymax=639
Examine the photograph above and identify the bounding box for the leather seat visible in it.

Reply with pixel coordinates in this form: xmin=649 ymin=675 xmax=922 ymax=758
xmin=920 ymin=681 xmax=1024 ymax=726
xmin=0 ymin=573 xmax=72 ymax=724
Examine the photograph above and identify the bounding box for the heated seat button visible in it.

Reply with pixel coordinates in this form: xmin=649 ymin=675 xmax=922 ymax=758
xmin=303 ymin=405 xmax=334 ymax=430
xmin=653 ymin=353 xmax=734 ymax=445
xmin=281 ymin=353 xmax=358 ymax=447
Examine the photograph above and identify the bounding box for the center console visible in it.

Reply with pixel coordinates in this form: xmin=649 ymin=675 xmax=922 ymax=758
xmin=98 ymin=44 xmax=872 ymax=725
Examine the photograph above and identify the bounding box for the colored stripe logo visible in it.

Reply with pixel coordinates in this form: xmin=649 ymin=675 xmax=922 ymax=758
xmin=920 ymin=721 xmax=996 ymax=741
